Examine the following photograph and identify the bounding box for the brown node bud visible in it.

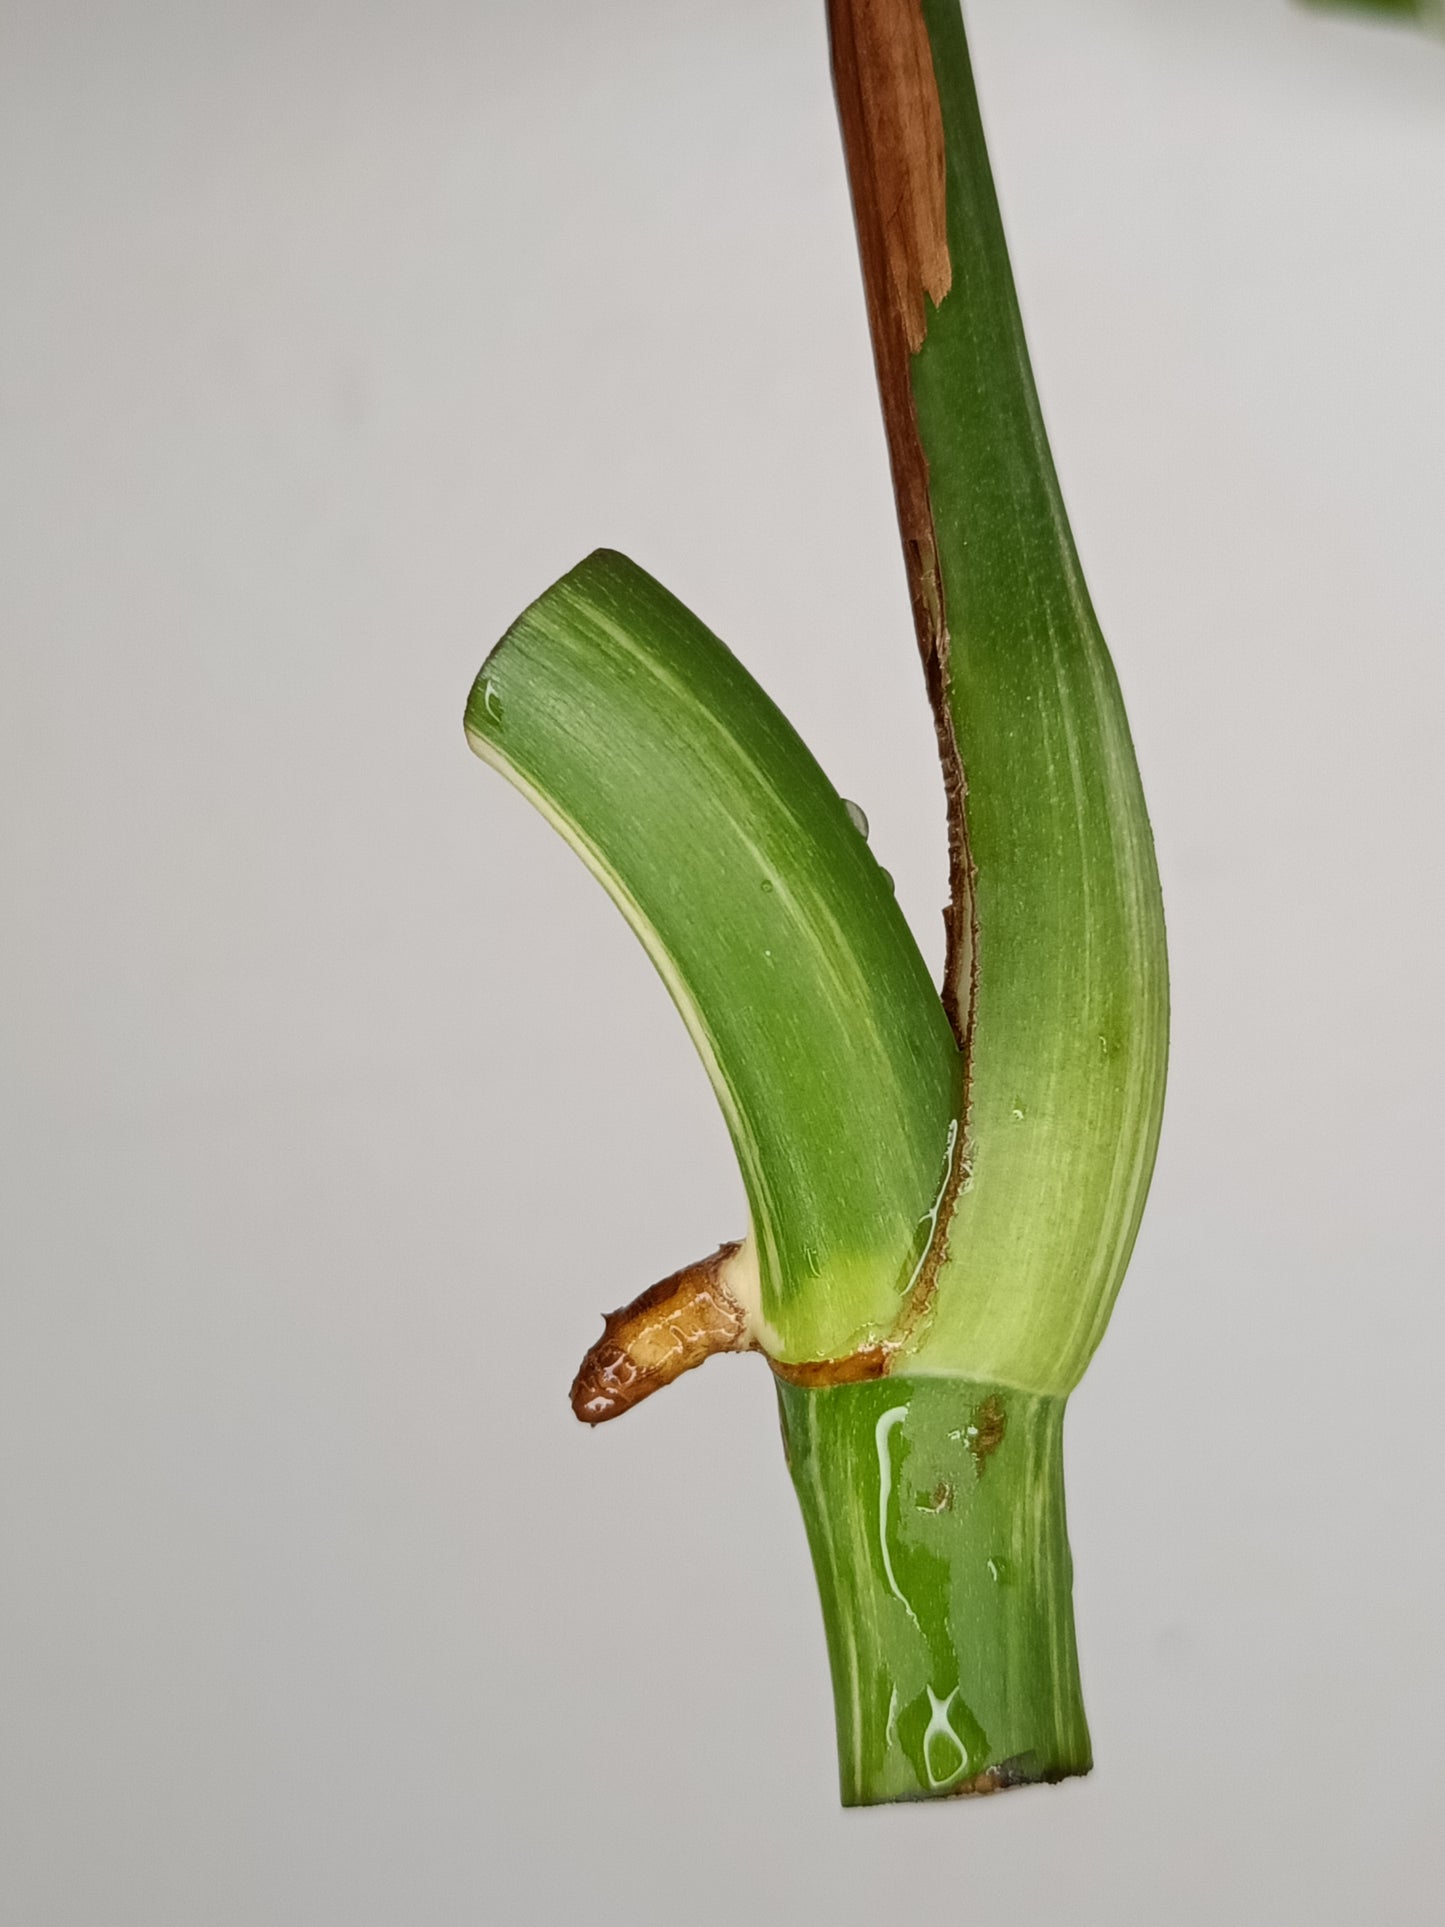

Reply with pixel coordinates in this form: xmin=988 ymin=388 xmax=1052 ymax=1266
xmin=570 ymin=1242 xmax=751 ymax=1425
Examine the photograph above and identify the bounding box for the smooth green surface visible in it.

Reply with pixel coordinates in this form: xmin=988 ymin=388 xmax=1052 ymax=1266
xmin=899 ymin=2 xmax=1170 ymax=1393
xmin=466 ymin=550 xmax=962 ymax=1361
xmin=779 ymin=1375 xmax=1089 ymax=1806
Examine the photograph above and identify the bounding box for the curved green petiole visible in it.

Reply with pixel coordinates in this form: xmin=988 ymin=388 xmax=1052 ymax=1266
xmin=466 ymin=549 xmax=963 ymax=1366
xmin=841 ymin=0 xmax=1170 ymax=1396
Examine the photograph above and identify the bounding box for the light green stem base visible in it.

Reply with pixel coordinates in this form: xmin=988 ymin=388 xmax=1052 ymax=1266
xmin=777 ymin=1374 xmax=1090 ymax=1806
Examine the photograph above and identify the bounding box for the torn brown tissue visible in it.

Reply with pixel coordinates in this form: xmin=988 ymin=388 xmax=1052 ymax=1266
xmin=829 ymin=0 xmax=951 ymax=356
xmin=827 ymin=0 xmax=976 ymax=1051
xmin=768 ymin=1346 xmax=889 ymax=1389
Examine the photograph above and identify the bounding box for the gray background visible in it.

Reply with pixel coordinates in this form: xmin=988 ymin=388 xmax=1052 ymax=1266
xmin=3 ymin=1 xmax=1443 ymax=1921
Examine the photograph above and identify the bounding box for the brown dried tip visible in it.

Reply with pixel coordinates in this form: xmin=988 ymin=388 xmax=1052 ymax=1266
xmin=570 ymin=1242 xmax=751 ymax=1425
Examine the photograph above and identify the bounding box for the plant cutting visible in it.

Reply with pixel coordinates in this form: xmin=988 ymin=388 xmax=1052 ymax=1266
xmin=466 ymin=0 xmax=1169 ymax=1806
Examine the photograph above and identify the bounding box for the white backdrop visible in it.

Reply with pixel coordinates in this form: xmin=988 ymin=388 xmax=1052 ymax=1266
xmin=3 ymin=2 xmax=1442 ymax=1921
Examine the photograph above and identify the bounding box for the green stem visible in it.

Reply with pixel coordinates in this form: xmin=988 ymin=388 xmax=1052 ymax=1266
xmin=779 ymin=1375 xmax=1089 ymax=1805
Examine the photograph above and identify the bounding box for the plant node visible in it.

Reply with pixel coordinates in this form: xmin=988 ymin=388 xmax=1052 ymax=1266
xmin=570 ymin=1243 xmax=751 ymax=1424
